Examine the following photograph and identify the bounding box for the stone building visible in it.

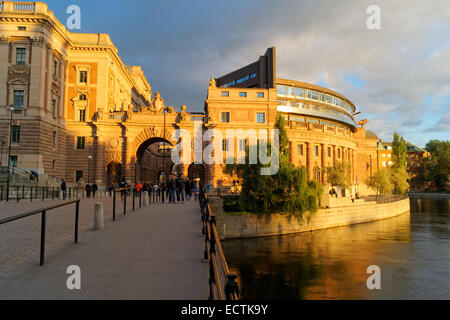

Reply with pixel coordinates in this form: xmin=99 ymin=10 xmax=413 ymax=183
xmin=0 ymin=2 xmax=381 ymax=195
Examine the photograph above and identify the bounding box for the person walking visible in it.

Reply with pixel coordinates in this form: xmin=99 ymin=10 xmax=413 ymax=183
xmin=92 ymin=183 xmax=98 ymax=198
xmin=168 ymin=177 xmax=176 ymax=203
xmin=61 ymin=179 xmax=67 ymax=200
xmin=185 ymin=178 xmax=191 ymax=201
xmin=193 ymin=183 xmax=199 ymax=201
xmin=85 ymin=183 xmax=91 ymax=198
xmin=119 ymin=177 xmax=127 ymax=200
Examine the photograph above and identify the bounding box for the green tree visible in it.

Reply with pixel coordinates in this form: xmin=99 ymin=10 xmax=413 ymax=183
xmin=424 ymin=140 xmax=450 ymax=190
xmin=366 ymin=169 xmax=394 ymax=199
xmin=225 ymin=113 xmax=323 ymax=217
xmin=390 ymin=132 xmax=410 ymax=195
xmin=326 ymin=161 xmax=351 ymax=190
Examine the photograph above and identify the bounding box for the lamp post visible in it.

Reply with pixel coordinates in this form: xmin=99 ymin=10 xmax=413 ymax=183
xmin=162 ymin=107 xmax=166 ymax=203
xmin=87 ymin=141 xmax=92 ymax=185
xmin=6 ymin=105 xmax=15 ymax=202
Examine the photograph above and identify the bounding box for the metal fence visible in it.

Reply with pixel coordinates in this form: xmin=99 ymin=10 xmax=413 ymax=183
xmin=200 ymin=189 xmax=239 ymax=300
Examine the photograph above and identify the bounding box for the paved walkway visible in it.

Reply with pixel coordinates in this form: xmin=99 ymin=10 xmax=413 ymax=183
xmin=0 ymin=198 xmax=208 ymax=299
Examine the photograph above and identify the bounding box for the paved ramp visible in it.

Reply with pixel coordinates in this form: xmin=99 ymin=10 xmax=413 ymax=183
xmin=0 ymin=199 xmax=208 ymax=300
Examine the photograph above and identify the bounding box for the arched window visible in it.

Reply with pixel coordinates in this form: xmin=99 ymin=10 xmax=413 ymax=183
xmin=79 ymin=94 xmax=87 ymax=101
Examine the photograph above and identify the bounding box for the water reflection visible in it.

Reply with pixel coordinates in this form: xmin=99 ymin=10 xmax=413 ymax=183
xmin=223 ymin=199 xmax=450 ymax=300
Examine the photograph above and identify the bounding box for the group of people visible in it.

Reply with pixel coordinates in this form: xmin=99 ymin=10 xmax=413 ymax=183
xmin=107 ymin=175 xmax=200 ymax=204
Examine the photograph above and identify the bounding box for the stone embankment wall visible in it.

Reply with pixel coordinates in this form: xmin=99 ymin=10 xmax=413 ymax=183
xmin=209 ymin=198 xmax=410 ymax=240
xmin=408 ymin=192 xmax=450 ymax=200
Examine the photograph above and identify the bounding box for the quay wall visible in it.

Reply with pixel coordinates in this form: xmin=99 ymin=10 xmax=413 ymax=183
xmin=210 ymin=198 xmax=411 ymax=240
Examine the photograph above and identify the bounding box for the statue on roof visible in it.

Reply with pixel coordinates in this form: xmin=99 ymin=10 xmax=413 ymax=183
xmin=356 ymin=119 xmax=369 ymax=127
xmin=209 ymin=77 xmax=216 ymax=88
xmin=150 ymin=92 xmax=165 ymax=112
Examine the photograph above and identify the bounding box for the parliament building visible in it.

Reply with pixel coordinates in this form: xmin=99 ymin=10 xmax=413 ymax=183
xmin=0 ymin=2 xmax=380 ymax=195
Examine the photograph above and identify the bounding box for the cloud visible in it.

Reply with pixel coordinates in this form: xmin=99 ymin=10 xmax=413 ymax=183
xmin=47 ymin=0 xmax=450 ymax=143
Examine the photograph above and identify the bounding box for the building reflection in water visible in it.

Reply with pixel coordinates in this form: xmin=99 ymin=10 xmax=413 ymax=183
xmin=224 ymin=199 xmax=450 ymax=299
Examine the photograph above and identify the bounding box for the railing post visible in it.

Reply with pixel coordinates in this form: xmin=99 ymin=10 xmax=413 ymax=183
xmin=1 ymin=185 xmax=3 ymax=202
xmin=30 ymin=186 xmax=32 ymax=202
xmin=22 ymin=185 xmax=25 ymax=201
xmin=52 ymin=187 xmax=55 ymax=200
xmin=123 ymin=189 xmax=127 ymax=215
xmin=132 ymin=189 xmax=135 ymax=211
xmin=113 ymin=190 xmax=116 ymax=221
xmin=225 ymin=273 xmax=239 ymax=300
xmin=40 ymin=210 xmax=47 ymax=266
xmin=209 ymin=216 xmax=216 ymax=254
xmin=17 ymin=186 xmax=19 ymax=202
xmin=74 ymin=200 xmax=79 ymax=244
xmin=139 ymin=190 xmax=142 ymax=208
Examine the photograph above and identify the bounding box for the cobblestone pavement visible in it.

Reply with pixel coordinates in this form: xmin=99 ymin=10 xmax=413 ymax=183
xmin=0 ymin=196 xmax=208 ymax=299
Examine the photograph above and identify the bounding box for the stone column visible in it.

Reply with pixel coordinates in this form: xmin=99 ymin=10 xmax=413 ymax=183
xmin=321 ymin=143 xmax=326 ymax=184
xmin=306 ymin=142 xmax=313 ymax=180
xmin=333 ymin=145 xmax=337 ymax=166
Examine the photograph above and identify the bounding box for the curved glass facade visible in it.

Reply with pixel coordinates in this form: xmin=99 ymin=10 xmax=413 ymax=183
xmin=276 ymin=84 xmax=356 ymax=128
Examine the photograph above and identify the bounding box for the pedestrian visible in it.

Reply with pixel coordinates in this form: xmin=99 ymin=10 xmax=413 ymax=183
xmin=154 ymin=182 xmax=160 ymax=202
xmin=61 ymin=179 xmax=67 ymax=200
xmin=85 ymin=183 xmax=91 ymax=198
xmin=193 ymin=183 xmax=199 ymax=201
xmin=168 ymin=177 xmax=176 ymax=203
xmin=119 ymin=177 xmax=127 ymax=200
xmin=92 ymin=183 xmax=98 ymax=198
xmin=185 ymin=178 xmax=191 ymax=201
xmin=175 ymin=174 xmax=186 ymax=204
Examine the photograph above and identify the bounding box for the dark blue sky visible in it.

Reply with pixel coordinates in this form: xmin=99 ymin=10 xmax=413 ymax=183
xmin=36 ymin=0 xmax=450 ymax=146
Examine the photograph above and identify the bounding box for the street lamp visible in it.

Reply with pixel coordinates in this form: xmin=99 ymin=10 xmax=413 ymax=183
xmin=6 ymin=105 xmax=15 ymax=201
xmin=87 ymin=141 xmax=92 ymax=185
xmin=162 ymin=107 xmax=167 ymax=203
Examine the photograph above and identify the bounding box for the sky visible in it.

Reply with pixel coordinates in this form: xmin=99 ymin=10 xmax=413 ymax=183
xmin=40 ymin=0 xmax=450 ymax=147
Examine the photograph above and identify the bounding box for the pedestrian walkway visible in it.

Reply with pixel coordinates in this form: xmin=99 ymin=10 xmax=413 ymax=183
xmin=0 ymin=199 xmax=209 ymax=299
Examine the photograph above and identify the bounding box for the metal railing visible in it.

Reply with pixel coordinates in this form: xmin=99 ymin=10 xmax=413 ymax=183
xmin=0 ymin=199 xmax=80 ymax=266
xmin=199 ymin=189 xmax=239 ymax=300
xmin=112 ymin=187 xmax=145 ymax=221
xmin=0 ymin=185 xmax=83 ymax=202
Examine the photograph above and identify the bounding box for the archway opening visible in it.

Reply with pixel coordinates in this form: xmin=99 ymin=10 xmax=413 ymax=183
xmin=107 ymin=162 xmax=122 ymax=186
xmin=188 ymin=163 xmax=205 ymax=186
xmin=136 ymin=137 xmax=174 ymax=184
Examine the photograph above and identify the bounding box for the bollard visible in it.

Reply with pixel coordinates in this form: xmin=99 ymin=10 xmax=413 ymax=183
xmin=94 ymin=203 xmax=104 ymax=231
xmin=143 ymin=192 xmax=149 ymax=206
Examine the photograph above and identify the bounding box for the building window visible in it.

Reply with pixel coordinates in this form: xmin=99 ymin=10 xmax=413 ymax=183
xmin=18 ymin=26 xmax=26 ymax=31
xmin=79 ymin=71 xmax=88 ymax=84
xmin=256 ymin=113 xmax=265 ymax=124
xmin=52 ymin=131 xmax=57 ymax=147
xmin=314 ymin=146 xmax=319 ymax=157
xmin=16 ymin=48 xmax=26 ymax=65
xmin=382 ymin=154 xmax=386 ymax=158
xmin=79 ymin=94 xmax=87 ymax=101
xmin=53 ymin=60 xmax=58 ymax=76
xmin=277 ymin=86 xmax=287 ymax=97
xmin=221 ymin=91 xmax=229 ymax=97
xmin=221 ymin=112 xmax=230 ymax=123
xmin=11 ymin=126 xmax=20 ymax=143
xmin=257 ymin=92 xmax=264 ymax=98
xmin=76 ymin=170 xmax=83 ymax=182
xmin=250 ymin=73 xmax=257 ymax=79
xmin=328 ymin=147 xmax=331 ymax=158
xmin=76 ymin=137 xmax=86 ymax=150
xmin=52 ymin=99 xmax=57 ymax=116
xmin=297 ymin=144 xmax=304 ymax=156
xmin=239 ymin=139 xmax=246 ymax=152
xmin=52 ymin=160 xmax=56 ymax=169
xmin=13 ymin=90 xmax=25 ymax=109
xmin=9 ymin=155 xmax=18 ymax=167
xmin=239 ymin=92 xmax=247 ymax=97
xmin=382 ymin=161 xmax=386 ymax=167
xmin=388 ymin=161 xmax=392 ymax=166
xmin=338 ymin=148 xmax=341 ymax=158
xmin=388 ymin=154 xmax=391 ymax=158
xmin=222 ymin=139 xmax=229 ymax=152
xmin=78 ymin=109 xmax=86 ymax=122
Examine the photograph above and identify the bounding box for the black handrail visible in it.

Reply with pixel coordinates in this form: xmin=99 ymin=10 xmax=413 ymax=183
xmin=200 ymin=188 xmax=239 ymax=300
xmin=0 ymin=185 xmax=84 ymax=202
xmin=0 ymin=199 xmax=81 ymax=266
xmin=112 ymin=187 xmax=139 ymax=221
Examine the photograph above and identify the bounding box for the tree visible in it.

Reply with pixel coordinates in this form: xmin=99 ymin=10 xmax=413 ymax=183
xmin=327 ymin=161 xmax=351 ymax=190
xmin=424 ymin=140 xmax=450 ymax=190
xmin=390 ymin=132 xmax=410 ymax=196
xmin=366 ymin=169 xmax=393 ymax=199
xmin=225 ymin=113 xmax=323 ymax=217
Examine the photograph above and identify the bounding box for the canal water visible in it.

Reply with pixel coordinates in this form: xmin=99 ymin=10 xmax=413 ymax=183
xmin=222 ymin=199 xmax=450 ymax=299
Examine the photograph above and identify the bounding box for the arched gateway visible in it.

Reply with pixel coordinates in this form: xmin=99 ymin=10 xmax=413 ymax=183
xmin=84 ymin=100 xmax=207 ymax=187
